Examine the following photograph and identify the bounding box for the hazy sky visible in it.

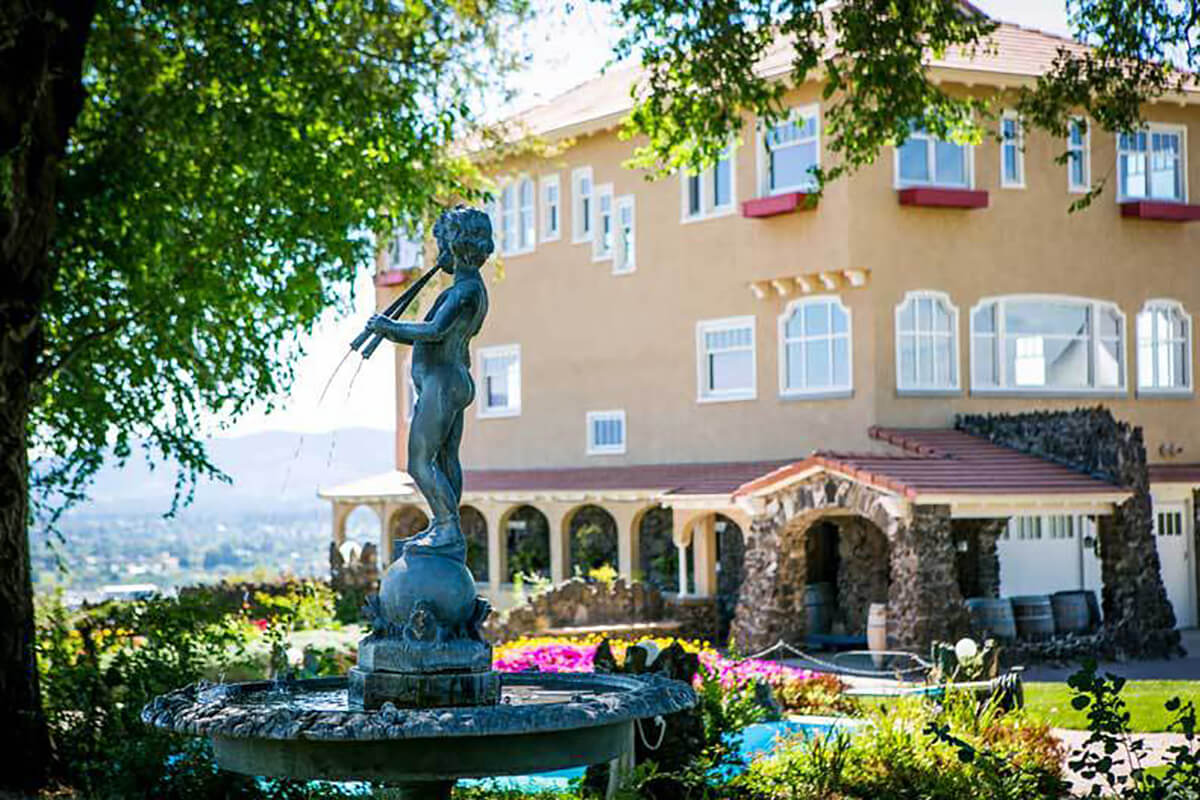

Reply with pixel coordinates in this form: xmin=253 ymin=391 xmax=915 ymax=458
xmin=224 ymin=0 xmax=1070 ymax=437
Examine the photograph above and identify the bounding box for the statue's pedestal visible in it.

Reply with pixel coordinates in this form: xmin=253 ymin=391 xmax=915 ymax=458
xmin=349 ymin=636 xmax=499 ymax=709
xmin=351 ymin=540 xmax=501 ymax=709
xmin=348 ymin=665 xmax=500 ymax=709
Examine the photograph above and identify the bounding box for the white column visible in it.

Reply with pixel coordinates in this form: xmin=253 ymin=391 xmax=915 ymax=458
xmin=693 ymin=514 xmax=718 ymax=597
xmin=677 ymin=543 xmax=689 ymax=597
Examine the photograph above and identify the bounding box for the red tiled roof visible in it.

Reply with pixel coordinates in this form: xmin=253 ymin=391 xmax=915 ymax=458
xmin=506 ymin=17 xmax=1197 ymax=141
xmin=1149 ymin=463 xmax=1200 ymax=485
xmin=462 ymin=459 xmax=797 ymax=496
xmin=734 ymin=428 xmax=1128 ymax=500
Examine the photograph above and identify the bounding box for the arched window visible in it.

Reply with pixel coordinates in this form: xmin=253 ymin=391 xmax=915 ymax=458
xmin=779 ymin=296 xmax=852 ymax=397
xmin=460 ymin=505 xmax=489 ymax=582
xmin=505 ymin=505 xmax=550 ymax=582
xmin=970 ymin=295 xmax=1125 ymax=392
xmin=895 ymin=291 xmax=959 ymax=392
xmin=568 ymin=505 xmax=618 ymax=576
xmin=1137 ymin=300 xmax=1193 ymax=392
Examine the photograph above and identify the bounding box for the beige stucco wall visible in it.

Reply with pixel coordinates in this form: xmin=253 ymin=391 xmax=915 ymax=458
xmin=387 ymin=80 xmax=1200 ymax=473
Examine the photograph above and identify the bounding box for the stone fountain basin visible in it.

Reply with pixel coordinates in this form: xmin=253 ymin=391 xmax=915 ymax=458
xmin=142 ymin=672 xmax=695 ymax=783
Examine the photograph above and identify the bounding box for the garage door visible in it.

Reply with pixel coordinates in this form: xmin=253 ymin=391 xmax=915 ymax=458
xmin=997 ymin=515 xmax=1101 ymax=598
xmin=1154 ymin=505 xmax=1196 ymax=629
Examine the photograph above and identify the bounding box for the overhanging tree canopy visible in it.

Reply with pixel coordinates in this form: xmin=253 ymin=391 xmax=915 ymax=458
xmin=613 ymin=0 xmax=1200 ymax=208
xmin=1 ymin=0 xmax=526 ymax=789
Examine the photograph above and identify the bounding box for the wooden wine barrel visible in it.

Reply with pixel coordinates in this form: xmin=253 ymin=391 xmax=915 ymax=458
xmin=1012 ymin=595 xmax=1055 ymax=641
xmin=804 ymin=582 xmax=835 ymax=635
xmin=964 ymin=597 xmax=1016 ymax=641
xmin=1051 ymin=590 xmax=1094 ymax=634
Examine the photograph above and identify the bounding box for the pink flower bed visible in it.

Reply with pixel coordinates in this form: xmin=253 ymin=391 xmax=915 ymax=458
xmin=493 ymin=640 xmax=821 ymax=691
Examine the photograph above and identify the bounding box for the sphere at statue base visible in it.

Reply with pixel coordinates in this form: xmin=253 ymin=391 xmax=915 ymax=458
xmin=379 ymin=551 xmax=476 ymax=633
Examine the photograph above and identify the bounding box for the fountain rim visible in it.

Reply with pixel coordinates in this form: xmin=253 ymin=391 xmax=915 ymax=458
xmin=141 ymin=671 xmax=695 ymax=743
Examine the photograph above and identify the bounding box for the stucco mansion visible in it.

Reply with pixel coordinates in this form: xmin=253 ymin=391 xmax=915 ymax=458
xmin=323 ymin=20 xmax=1200 ymax=657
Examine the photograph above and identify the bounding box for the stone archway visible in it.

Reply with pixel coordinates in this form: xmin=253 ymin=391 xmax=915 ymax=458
xmin=460 ymin=505 xmax=488 ymax=583
xmin=567 ymin=505 xmax=618 ymax=577
xmin=799 ymin=515 xmax=891 ymax=637
xmin=731 ymin=473 xmax=967 ymax=653
xmin=503 ymin=504 xmax=551 ymax=582
xmin=636 ymin=506 xmax=677 ymax=592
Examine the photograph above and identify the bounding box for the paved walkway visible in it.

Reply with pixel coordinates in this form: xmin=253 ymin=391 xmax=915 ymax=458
xmin=1021 ymin=628 xmax=1200 ymax=682
xmin=1055 ymin=728 xmax=1194 ymax=795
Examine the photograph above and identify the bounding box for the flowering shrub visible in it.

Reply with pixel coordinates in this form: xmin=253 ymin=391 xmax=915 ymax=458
xmin=492 ymin=636 xmax=847 ymax=714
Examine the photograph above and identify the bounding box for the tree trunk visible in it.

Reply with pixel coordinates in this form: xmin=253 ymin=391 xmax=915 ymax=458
xmin=0 ymin=1 xmax=96 ymax=791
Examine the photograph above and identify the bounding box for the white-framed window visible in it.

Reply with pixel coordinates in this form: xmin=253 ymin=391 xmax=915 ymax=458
xmin=477 ymin=344 xmax=521 ymax=418
xmin=1003 ymin=515 xmax=1076 ymax=541
xmin=586 ymin=410 xmax=626 ymax=455
xmin=696 ymin=316 xmax=756 ymax=403
xmin=895 ymin=291 xmax=960 ymax=392
xmin=571 ymin=166 xmax=594 ymax=243
xmin=1118 ymin=123 xmax=1187 ymax=202
xmin=498 ymin=177 xmax=536 ymax=256
xmin=1000 ymin=112 xmax=1025 ymax=188
xmin=614 ymin=195 xmax=636 ymax=275
xmin=759 ymin=105 xmax=820 ymax=196
xmin=681 ymin=144 xmax=736 ymax=221
xmin=779 ymin=296 xmax=852 ymax=397
xmin=895 ymin=123 xmax=973 ymax=188
xmin=970 ymin=295 xmax=1126 ymax=393
xmin=1137 ymin=300 xmax=1193 ymax=393
xmin=1067 ymin=117 xmax=1090 ymax=193
xmin=386 ymin=225 xmax=424 ymax=272
xmin=404 ymin=357 xmax=418 ymax=422
xmin=593 ymin=183 xmax=614 ymax=261
xmin=540 ymin=174 xmax=561 ymax=241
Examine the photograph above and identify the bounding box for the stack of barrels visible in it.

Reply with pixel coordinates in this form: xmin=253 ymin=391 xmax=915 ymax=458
xmin=965 ymin=590 xmax=1100 ymax=641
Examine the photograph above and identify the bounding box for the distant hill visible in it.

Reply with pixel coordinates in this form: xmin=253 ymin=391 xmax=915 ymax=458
xmin=73 ymin=428 xmax=395 ymax=518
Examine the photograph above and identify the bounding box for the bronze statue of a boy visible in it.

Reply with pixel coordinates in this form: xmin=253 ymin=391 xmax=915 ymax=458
xmin=367 ymin=205 xmax=492 ymax=562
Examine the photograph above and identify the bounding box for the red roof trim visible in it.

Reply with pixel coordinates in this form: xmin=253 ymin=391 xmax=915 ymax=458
xmin=1148 ymin=463 xmax=1200 ymax=484
xmin=734 ymin=428 xmax=1127 ymax=500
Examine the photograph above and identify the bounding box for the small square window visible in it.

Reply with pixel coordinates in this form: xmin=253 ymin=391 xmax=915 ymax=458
xmin=586 ymin=410 xmax=626 ymax=455
xmin=697 ymin=317 xmax=756 ymax=402
xmin=478 ymin=345 xmax=521 ymax=418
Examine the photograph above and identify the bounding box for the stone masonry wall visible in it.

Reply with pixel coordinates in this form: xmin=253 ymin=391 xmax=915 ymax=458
xmin=957 ymin=408 xmax=1180 ymax=658
xmin=484 ymin=577 xmax=667 ymax=643
xmin=835 ymin=516 xmax=890 ymax=635
xmin=731 ymin=474 xmax=906 ymax=652
xmin=952 ymin=518 xmax=1006 ymax=599
xmin=888 ymin=504 xmax=970 ymax=650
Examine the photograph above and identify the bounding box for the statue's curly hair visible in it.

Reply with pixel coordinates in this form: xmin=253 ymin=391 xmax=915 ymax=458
xmin=434 ymin=204 xmax=494 ymax=266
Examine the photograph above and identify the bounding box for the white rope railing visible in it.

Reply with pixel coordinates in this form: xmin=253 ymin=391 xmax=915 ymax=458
xmin=739 ymin=639 xmax=933 ymax=680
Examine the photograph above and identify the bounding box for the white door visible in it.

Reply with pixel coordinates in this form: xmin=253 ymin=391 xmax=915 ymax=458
xmin=1154 ymin=504 xmax=1195 ymax=629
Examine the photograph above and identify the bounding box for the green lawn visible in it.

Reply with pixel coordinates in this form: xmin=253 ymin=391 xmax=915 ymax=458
xmin=1023 ymin=681 xmax=1200 ymax=732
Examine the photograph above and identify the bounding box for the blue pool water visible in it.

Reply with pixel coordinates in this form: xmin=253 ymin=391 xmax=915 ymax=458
xmin=459 ymin=716 xmax=861 ymax=793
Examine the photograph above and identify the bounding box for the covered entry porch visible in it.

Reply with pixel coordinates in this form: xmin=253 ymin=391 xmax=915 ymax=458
xmin=728 ymin=429 xmax=1134 ymax=653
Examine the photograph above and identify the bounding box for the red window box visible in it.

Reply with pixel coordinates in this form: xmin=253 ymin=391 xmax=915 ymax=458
xmin=374 ymin=269 xmax=418 ymax=287
xmin=897 ymin=187 xmax=989 ymax=209
xmin=1120 ymin=200 xmax=1200 ymax=222
xmin=741 ymin=192 xmax=817 ymax=218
